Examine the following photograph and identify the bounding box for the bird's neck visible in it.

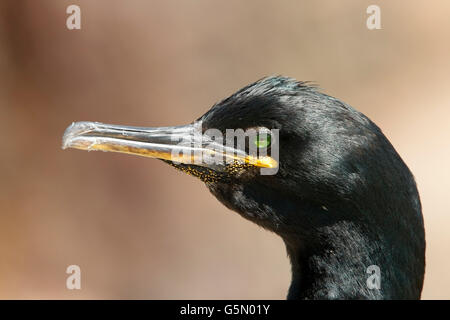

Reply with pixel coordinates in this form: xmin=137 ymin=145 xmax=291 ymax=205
xmin=284 ymin=221 xmax=386 ymax=300
xmin=208 ymin=180 xmax=423 ymax=299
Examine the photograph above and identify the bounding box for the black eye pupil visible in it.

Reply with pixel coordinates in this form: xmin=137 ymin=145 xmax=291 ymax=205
xmin=255 ymin=134 xmax=271 ymax=148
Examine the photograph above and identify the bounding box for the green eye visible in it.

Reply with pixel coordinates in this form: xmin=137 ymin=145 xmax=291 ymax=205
xmin=254 ymin=133 xmax=271 ymax=148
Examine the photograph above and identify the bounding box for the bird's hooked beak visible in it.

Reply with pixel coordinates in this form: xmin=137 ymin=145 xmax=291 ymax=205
xmin=62 ymin=121 xmax=278 ymax=172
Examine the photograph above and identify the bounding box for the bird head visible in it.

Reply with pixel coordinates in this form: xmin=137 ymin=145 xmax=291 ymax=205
xmin=62 ymin=76 xmax=416 ymax=235
xmin=62 ymin=76 xmax=425 ymax=299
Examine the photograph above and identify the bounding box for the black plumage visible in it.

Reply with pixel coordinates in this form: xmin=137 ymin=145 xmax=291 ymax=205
xmin=63 ymin=76 xmax=425 ymax=299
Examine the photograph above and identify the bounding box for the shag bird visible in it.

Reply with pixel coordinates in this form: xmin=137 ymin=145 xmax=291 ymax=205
xmin=62 ymin=76 xmax=425 ymax=299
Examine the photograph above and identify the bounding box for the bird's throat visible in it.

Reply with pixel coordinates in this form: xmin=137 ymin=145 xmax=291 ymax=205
xmin=284 ymin=221 xmax=385 ymax=300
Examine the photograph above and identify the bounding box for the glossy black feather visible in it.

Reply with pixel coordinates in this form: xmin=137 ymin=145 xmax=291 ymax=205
xmin=201 ymin=76 xmax=425 ymax=299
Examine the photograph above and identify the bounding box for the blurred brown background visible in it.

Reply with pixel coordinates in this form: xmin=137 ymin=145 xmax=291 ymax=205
xmin=0 ymin=0 xmax=449 ymax=299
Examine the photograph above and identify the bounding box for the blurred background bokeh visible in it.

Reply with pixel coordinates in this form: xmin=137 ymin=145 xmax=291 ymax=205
xmin=0 ymin=0 xmax=449 ymax=299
